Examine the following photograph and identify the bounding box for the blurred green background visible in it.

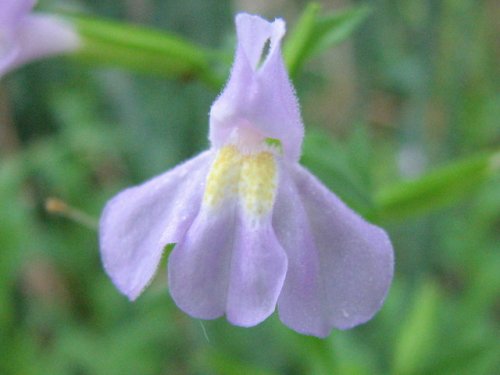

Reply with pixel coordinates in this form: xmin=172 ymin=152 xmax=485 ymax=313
xmin=1 ymin=0 xmax=499 ymax=374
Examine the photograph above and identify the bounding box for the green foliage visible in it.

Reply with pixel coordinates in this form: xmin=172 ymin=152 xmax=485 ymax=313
xmin=375 ymin=151 xmax=500 ymax=221
xmin=285 ymin=3 xmax=371 ymax=78
xmin=68 ymin=3 xmax=370 ymax=86
xmin=392 ymin=280 xmax=440 ymax=375
xmin=301 ymin=126 xmax=374 ymax=216
xmin=70 ymin=15 xmax=225 ymax=89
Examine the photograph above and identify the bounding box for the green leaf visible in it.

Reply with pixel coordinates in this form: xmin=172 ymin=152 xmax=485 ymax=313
xmin=375 ymin=150 xmax=500 ymax=220
xmin=284 ymin=3 xmax=319 ymax=78
xmin=416 ymin=340 xmax=500 ymax=375
xmin=67 ymin=14 xmax=224 ymax=89
xmin=301 ymin=128 xmax=375 ymax=216
xmin=285 ymin=4 xmax=371 ymax=78
xmin=392 ymin=280 xmax=440 ymax=375
xmin=200 ymin=349 xmax=281 ymax=375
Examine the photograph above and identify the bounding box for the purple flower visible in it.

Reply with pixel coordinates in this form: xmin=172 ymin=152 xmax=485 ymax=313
xmin=99 ymin=13 xmax=394 ymax=337
xmin=0 ymin=0 xmax=80 ymax=77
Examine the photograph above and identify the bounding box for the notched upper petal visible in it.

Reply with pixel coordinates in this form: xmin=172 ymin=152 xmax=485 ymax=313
xmin=209 ymin=13 xmax=303 ymax=162
xmin=234 ymin=13 xmax=285 ymax=70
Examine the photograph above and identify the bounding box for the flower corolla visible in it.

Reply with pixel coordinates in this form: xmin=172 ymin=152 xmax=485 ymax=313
xmin=99 ymin=13 xmax=394 ymax=337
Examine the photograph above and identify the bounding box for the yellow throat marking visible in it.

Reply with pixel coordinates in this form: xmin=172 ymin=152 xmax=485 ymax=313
xmin=203 ymin=146 xmax=277 ymax=217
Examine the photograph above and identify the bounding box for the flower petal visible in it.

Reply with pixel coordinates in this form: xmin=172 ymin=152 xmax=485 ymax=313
xmin=0 ymin=43 xmax=19 ymax=77
xmin=209 ymin=13 xmax=303 ymax=162
xmin=273 ymin=167 xmax=329 ymax=336
xmin=169 ymin=206 xmax=287 ymax=326
xmin=234 ymin=13 xmax=278 ymax=69
xmin=275 ymin=164 xmax=394 ymax=336
xmin=1 ymin=14 xmax=80 ymax=77
xmin=168 ymin=206 xmax=236 ymax=320
xmin=226 ymin=217 xmax=287 ymax=327
xmin=99 ymin=151 xmax=212 ymax=300
xmin=0 ymin=0 xmax=34 ymax=26
xmin=0 ymin=0 xmax=33 ymax=76
xmin=16 ymin=15 xmax=79 ymax=64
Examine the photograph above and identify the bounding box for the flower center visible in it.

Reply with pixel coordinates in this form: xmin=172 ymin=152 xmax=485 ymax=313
xmin=203 ymin=145 xmax=278 ymax=219
xmin=227 ymin=125 xmax=266 ymax=154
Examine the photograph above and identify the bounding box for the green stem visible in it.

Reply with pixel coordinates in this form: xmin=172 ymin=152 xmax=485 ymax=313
xmin=374 ymin=150 xmax=500 ymax=221
xmin=66 ymin=14 xmax=225 ymax=89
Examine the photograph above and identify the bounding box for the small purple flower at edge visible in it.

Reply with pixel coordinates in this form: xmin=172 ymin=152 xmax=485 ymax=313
xmin=0 ymin=0 xmax=80 ymax=77
xmin=99 ymin=13 xmax=394 ymax=337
